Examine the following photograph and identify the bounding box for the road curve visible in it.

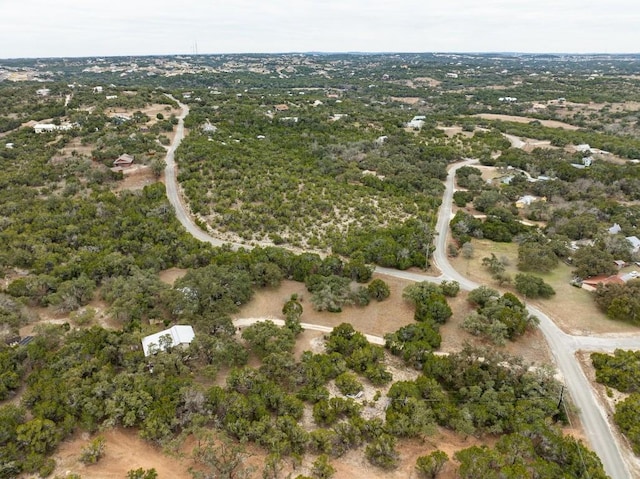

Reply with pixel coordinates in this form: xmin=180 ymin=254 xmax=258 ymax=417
xmin=163 ymin=96 xmax=244 ymax=249
xmin=432 ymin=160 xmax=638 ymax=479
xmin=163 ymin=100 xmax=638 ymax=478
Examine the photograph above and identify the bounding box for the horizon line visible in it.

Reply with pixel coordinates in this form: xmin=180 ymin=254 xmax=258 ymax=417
xmin=2 ymin=50 xmax=640 ymax=61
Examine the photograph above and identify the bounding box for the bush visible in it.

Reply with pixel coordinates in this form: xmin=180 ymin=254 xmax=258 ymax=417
xmin=367 ymin=279 xmax=390 ymax=301
xmin=79 ymin=436 xmax=105 ymax=465
xmin=440 ymin=280 xmax=460 ymax=297
xmin=335 ymin=372 xmax=363 ymax=396
xmin=514 ymin=273 xmax=555 ymax=299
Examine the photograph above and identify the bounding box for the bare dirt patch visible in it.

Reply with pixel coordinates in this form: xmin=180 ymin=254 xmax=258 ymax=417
xmin=51 ymin=428 xmax=192 ymax=479
xmin=390 ymin=96 xmax=422 ymax=105
xmin=159 ymin=267 xmax=188 ymax=285
xmin=472 ymin=113 xmax=581 ymax=130
xmin=437 ymin=125 xmax=474 ymax=138
xmin=114 ymin=164 xmax=157 ymax=191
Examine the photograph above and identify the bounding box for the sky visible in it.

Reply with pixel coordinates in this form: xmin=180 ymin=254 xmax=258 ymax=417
xmin=1 ymin=0 xmax=639 ymax=58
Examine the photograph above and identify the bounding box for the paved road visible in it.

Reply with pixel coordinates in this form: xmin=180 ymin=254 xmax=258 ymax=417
xmin=432 ymin=160 xmax=638 ymax=479
xmin=163 ymin=96 xmax=241 ymax=249
xmin=163 ymin=101 xmax=638 ymax=478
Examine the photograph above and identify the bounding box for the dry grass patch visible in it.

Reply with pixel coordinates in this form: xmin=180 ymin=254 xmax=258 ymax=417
xmin=447 ymin=238 xmax=637 ymax=335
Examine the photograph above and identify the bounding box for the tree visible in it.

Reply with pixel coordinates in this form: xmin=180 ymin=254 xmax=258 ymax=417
xmin=79 ymin=436 xmax=106 ymax=465
xmin=241 ymin=321 xmax=295 ymax=359
xmin=311 ymin=454 xmax=335 ymax=479
xmin=440 ymin=280 xmax=460 ymax=297
xmin=461 ymin=242 xmax=474 ymax=259
xmin=514 ymin=273 xmax=555 ymax=299
xmin=482 ymin=253 xmax=505 ymax=276
xmin=306 ymin=275 xmax=352 ymax=312
xmin=517 ymin=242 xmax=559 ymax=273
xmin=190 ymin=434 xmax=255 ymax=479
xmin=365 ymin=434 xmax=399 ymax=469
xmin=403 ymin=282 xmax=452 ymax=324
xmin=150 ymin=158 xmax=165 ymax=178
xmin=282 ymin=295 xmax=303 ymax=335
xmin=467 ymin=286 xmax=500 ymax=307
xmin=571 ymin=245 xmax=616 ymax=279
xmin=334 ymin=372 xmax=363 ymax=396
xmin=127 ymin=468 xmax=158 ymax=479
xmin=416 ymin=450 xmax=448 ymax=478
xmin=367 ymin=279 xmax=390 ymax=301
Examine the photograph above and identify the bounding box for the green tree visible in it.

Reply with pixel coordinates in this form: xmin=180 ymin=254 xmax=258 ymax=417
xmin=571 ymin=245 xmax=616 ymax=279
xmin=415 ymin=450 xmax=448 ymax=478
xmin=367 ymin=278 xmax=390 ymax=301
xmin=514 ymin=273 xmax=555 ymax=299
xmin=365 ymin=434 xmax=399 ymax=469
xmin=517 ymin=241 xmax=559 ymax=273
xmin=190 ymin=434 xmax=255 ymax=479
xmin=311 ymin=454 xmax=335 ymax=479
xmin=241 ymin=321 xmax=295 ymax=359
xmin=282 ymin=295 xmax=303 ymax=335
xmin=127 ymin=468 xmax=158 ymax=479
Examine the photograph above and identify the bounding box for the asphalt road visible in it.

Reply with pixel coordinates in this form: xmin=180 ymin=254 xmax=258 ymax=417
xmin=164 ymin=101 xmax=638 ymax=478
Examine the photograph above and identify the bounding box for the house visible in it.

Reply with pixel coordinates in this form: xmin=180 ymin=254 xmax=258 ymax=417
xmin=93 ymin=86 xmax=103 ymax=93
xmin=608 ymin=223 xmax=622 ymax=234
xmin=614 ymin=260 xmax=627 ymax=269
xmin=626 ymin=236 xmax=640 ymax=253
xmin=407 ymin=115 xmax=426 ymax=129
xmin=515 ymin=195 xmax=546 ymax=209
xmin=201 ymin=121 xmax=217 ymax=133
xmin=5 ymin=143 xmax=14 ymax=149
xmin=36 ymin=88 xmax=50 ymax=96
xmin=620 ymin=271 xmax=640 ymax=283
xmin=575 ymin=144 xmax=592 ymax=154
xmin=141 ymin=325 xmax=195 ymax=357
xmin=274 ymin=104 xmax=289 ymax=112
xmin=33 ymin=123 xmax=58 ymax=134
xmin=581 ymin=275 xmax=624 ymax=291
xmin=113 ymin=153 xmax=134 ymax=168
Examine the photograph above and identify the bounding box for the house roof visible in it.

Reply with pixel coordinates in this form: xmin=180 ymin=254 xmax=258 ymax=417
xmin=141 ymin=325 xmax=195 ymax=357
xmin=581 ymin=275 xmax=624 ymax=286
xmin=626 ymin=236 xmax=640 ymax=250
xmin=609 ymin=223 xmax=622 ymax=234
xmin=113 ymin=153 xmax=134 ymax=166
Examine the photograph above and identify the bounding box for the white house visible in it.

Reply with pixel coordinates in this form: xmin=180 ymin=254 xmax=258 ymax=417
xmin=626 ymin=236 xmax=640 ymax=253
xmin=576 ymin=144 xmax=592 ymax=153
xmin=33 ymin=123 xmax=75 ymax=134
xmin=142 ymin=325 xmax=195 ymax=357
xmin=407 ymin=115 xmax=426 ymax=129
xmin=33 ymin=123 xmax=58 ymax=134
xmin=609 ymin=223 xmax=622 ymax=234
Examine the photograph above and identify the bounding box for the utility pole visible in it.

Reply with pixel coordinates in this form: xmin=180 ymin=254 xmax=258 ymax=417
xmin=557 ymin=385 xmax=565 ymax=410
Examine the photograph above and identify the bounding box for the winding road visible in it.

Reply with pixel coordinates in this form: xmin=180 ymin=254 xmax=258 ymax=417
xmin=164 ymin=99 xmax=639 ymax=479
